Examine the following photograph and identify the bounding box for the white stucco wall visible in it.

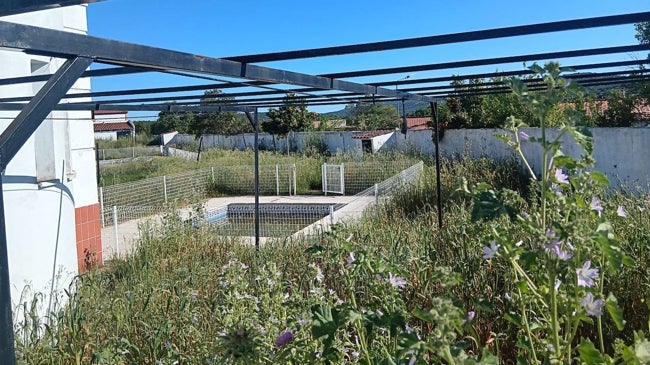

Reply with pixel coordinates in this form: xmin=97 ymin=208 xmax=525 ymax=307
xmin=175 ymin=127 xmax=650 ymax=189
xmin=0 ymin=5 xmax=96 ymax=315
xmin=94 ymin=131 xmax=117 ymax=140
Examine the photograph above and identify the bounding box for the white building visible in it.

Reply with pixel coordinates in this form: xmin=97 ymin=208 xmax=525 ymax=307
xmin=92 ymin=110 xmax=134 ymax=140
xmin=0 ymin=5 xmax=101 ymax=312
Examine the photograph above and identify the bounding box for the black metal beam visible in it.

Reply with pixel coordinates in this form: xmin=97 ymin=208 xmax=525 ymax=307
xmin=0 ymin=66 xmax=150 ymax=87
xmin=0 ymin=102 xmax=256 ymax=113
xmin=0 ymin=21 xmax=430 ymax=102
xmin=225 ymin=12 xmax=650 ymax=63
xmin=0 ymin=0 xmax=103 ymax=16
xmin=0 ymin=55 xmax=93 ymax=365
xmin=322 ymin=44 xmax=650 ymax=79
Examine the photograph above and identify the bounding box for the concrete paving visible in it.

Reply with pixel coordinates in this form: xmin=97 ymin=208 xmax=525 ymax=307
xmin=101 ymin=194 xmax=371 ymax=260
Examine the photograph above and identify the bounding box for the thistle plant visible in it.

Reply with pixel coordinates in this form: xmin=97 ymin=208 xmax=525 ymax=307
xmin=472 ymin=62 xmax=649 ymax=363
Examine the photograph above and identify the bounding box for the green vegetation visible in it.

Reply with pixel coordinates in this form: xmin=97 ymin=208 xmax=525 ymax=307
xmin=346 ymin=102 xmax=399 ymax=130
xmin=16 ymin=62 xmax=650 ymax=364
xmin=262 ymin=93 xmax=319 ymax=135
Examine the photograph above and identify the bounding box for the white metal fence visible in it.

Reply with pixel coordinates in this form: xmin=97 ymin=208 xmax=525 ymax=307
xmin=100 ymin=164 xmax=297 ymax=226
xmin=97 ymin=146 xmax=163 ymax=160
xmin=100 ymin=161 xmax=424 ymax=259
xmin=322 ymin=163 xmax=345 ymax=195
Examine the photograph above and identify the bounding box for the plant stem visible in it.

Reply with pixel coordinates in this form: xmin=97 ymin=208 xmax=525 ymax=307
xmin=549 ymin=264 xmax=561 ymax=361
xmin=597 ymin=254 xmax=606 ymax=353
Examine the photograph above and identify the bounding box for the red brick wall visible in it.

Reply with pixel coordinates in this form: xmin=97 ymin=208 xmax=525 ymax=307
xmin=75 ymin=203 xmax=102 ymax=272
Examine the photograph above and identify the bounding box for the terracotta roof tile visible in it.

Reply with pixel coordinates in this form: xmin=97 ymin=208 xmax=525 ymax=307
xmin=93 ymin=122 xmax=133 ymax=132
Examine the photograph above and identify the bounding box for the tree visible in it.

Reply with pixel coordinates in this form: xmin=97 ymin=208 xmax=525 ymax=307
xmin=191 ymin=90 xmax=252 ymax=137
xmin=346 ymin=102 xmax=398 ymax=130
xmin=155 ymin=109 xmax=194 ymax=134
xmin=262 ymin=93 xmax=318 ymax=135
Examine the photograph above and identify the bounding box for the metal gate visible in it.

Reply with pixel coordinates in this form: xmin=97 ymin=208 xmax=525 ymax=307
xmin=322 ymin=163 xmax=345 ymax=195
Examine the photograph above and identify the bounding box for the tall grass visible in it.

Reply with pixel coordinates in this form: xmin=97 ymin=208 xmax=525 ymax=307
xmin=15 ymin=156 xmax=650 ymax=363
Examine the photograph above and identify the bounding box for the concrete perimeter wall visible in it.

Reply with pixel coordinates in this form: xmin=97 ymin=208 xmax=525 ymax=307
xmin=171 ymin=128 xmax=650 ymax=188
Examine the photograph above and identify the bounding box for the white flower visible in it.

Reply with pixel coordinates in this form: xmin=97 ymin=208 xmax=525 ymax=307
xmin=345 ymin=252 xmax=356 ymax=268
xmin=315 ymin=267 xmax=324 ymax=283
xmin=387 ymin=272 xmax=407 ymax=289
xmin=617 ymin=205 xmax=627 ymax=218
xmin=482 ymin=240 xmax=500 ymax=260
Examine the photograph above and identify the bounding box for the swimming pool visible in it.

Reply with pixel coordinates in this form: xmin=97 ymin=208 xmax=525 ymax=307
xmin=204 ymin=203 xmax=334 ymax=238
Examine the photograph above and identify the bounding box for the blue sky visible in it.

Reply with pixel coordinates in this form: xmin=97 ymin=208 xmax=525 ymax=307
xmin=86 ymin=0 xmax=649 ymax=116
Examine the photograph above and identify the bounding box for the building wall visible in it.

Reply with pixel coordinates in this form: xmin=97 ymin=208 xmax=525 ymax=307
xmin=172 ymin=128 xmax=650 ymax=188
xmin=0 ymin=5 xmax=100 ymax=314
xmin=94 ymin=131 xmax=118 ymax=140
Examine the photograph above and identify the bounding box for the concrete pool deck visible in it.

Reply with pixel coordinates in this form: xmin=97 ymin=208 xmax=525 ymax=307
xmin=101 ymin=194 xmax=370 ymax=260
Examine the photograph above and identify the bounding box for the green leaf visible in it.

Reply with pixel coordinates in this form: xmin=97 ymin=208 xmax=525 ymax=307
xmin=606 ymin=293 xmax=625 ymax=331
xmin=578 ymin=338 xmax=605 ymax=364
xmin=590 ymin=171 xmax=610 ymax=187
xmin=311 ymin=304 xmax=344 ymax=350
xmin=471 ymin=189 xmax=517 ymax=221
xmin=554 ymin=155 xmax=577 ymax=169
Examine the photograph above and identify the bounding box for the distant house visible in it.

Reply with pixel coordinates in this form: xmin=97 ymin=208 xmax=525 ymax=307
xmin=352 ymin=130 xmax=394 ymax=153
xmin=93 ymin=110 xmax=134 ymax=140
xmin=404 ymin=117 xmax=432 ymax=130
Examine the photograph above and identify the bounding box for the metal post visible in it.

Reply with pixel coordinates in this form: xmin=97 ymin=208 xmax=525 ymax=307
xmin=330 ymin=205 xmax=334 ymax=226
xmin=163 ymin=176 xmax=168 ymax=204
xmin=112 ymin=206 xmax=119 ymax=257
xmin=253 ymin=109 xmax=260 ymax=250
xmin=99 ymin=187 xmax=105 ymax=228
xmin=0 ymin=174 xmax=16 ymax=364
xmin=323 ymin=163 xmax=328 ymax=196
xmin=432 ymin=101 xmax=443 ymax=229
xmin=244 ymin=110 xmax=260 ymax=250
xmin=340 ymin=164 xmax=345 ymax=195
xmin=292 ymin=164 xmax=297 ymax=196
xmin=275 ymin=164 xmax=279 ymax=196
xmin=211 ymin=166 xmax=215 ymax=182
xmin=375 ymin=183 xmax=379 ymax=205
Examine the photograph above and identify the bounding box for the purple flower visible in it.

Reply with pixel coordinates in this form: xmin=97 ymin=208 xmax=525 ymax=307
xmin=504 ymin=293 xmax=512 ymax=301
xmin=518 ymin=131 xmax=530 ymax=141
xmin=617 ymin=205 xmax=627 ymax=218
xmin=388 ymin=272 xmax=407 ymax=289
xmin=555 ymin=168 xmax=569 ymax=185
xmin=275 ymin=331 xmax=294 ymax=348
xmin=590 ymin=197 xmax=603 ymax=217
xmin=462 ymin=311 xmax=476 ymax=324
xmin=580 ymin=293 xmax=605 ymax=317
xmin=345 ymin=252 xmax=356 ymax=268
xmin=482 ymin=241 xmax=500 ymax=260
xmin=576 ymin=261 xmax=599 ymax=287
xmin=543 ymin=232 xmax=572 ymax=261
xmin=554 ymin=279 xmax=562 ymax=291
xmin=467 ymin=311 xmax=476 ymax=321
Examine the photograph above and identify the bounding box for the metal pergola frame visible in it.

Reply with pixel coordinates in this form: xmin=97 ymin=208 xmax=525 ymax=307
xmin=0 ymin=3 xmax=649 ymax=362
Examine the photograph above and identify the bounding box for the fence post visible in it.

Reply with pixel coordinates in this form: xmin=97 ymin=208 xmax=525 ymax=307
xmin=292 ymin=164 xmax=297 ymax=196
xmin=211 ymin=167 xmax=215 ymax=182
xmin=329 ymin=205 xmax=334 ymax=226
xmin=132 ymin=146 xmax=135 ymax=159
xmin=163 ymin=176 xmax=168 ymax=203
xmin=275 ymin=164 xmax=279 ymax=196
xmin=99 ymin=187 xmax=105 ymax=228
xmin=374 ymin=183 xmax=379 ymax=205
xmin=101 ymin=149 xmax=105 ymax=160
xmin=112 ymin=205 xmax=119 ymax=257
xmin=322 ymin=163 xmax=327 ymax=196
xmin=340 ymin=164 xmax=345 ymax=195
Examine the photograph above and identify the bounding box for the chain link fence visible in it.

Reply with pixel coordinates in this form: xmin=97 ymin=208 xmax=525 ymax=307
xmin=100 ymin=164 xmax=297 ymax=226
xmin=97 ymin=146 xmax=163 ymax=160
xmin=101 ymin=161 xmax=423 ymax=258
